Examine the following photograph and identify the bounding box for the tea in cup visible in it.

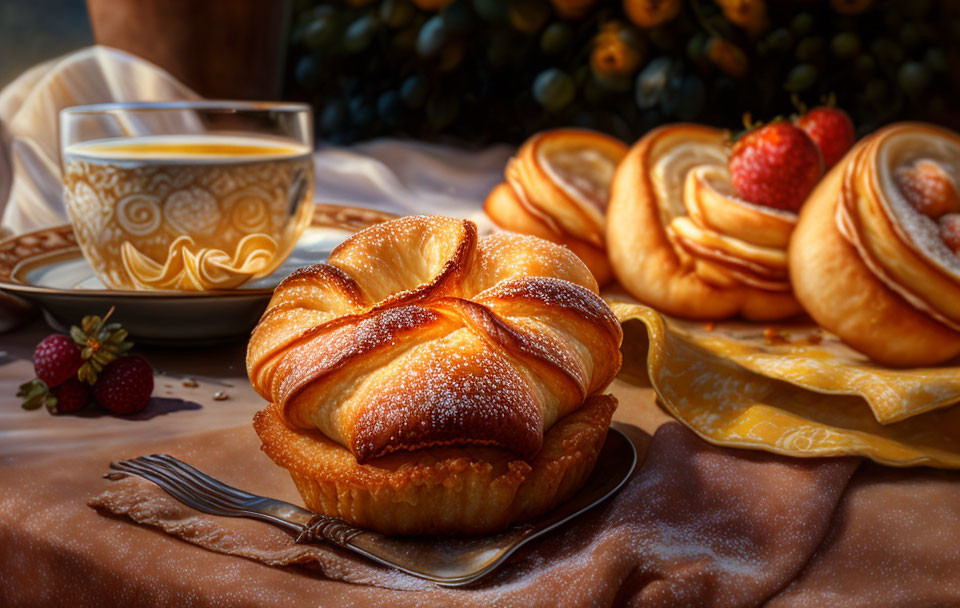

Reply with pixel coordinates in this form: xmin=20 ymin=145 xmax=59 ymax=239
xmin=60 ymin=102 xmax=314 ymax=291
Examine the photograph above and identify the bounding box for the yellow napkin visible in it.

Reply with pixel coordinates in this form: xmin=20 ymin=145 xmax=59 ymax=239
xmin=608 ymin=297 xmax=960 ymax=468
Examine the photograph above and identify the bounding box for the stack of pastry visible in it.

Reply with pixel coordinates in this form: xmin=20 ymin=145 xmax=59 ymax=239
xmin=484 ymin=129 xmax=627 ymax=286
xmin=606 ymin=124 xmax=806 ymax=321
xmin=791 ymin=122 xmax=960 ymax=366
xmin=247 ymin=215 xmax=623 ymax=535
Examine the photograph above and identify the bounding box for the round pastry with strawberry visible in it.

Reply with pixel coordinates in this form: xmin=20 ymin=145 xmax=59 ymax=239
xmin=17 ymin=309 xmax=154 ymax=415
xmin=607 ymin=111 xmax=852 ymax=320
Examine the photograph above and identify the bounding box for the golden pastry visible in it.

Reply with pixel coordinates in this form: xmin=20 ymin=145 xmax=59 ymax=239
xmin=606 ymin=124 xmax=803 ymax=320
xmin=790 ymin=122 xmax=960 ymax=366
xmin=247 ymin=215 xmax=623 ymax=534
xmin=484 ymin=129 xmax=628 ymax=286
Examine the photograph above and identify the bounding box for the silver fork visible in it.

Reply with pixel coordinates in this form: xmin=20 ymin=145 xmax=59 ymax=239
xmin=106 ymin=428 xmax=636 ymax=587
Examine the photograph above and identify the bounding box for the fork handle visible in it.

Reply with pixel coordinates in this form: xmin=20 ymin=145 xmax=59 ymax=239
xmin=296 ymin=514 xmax=364 ymax=546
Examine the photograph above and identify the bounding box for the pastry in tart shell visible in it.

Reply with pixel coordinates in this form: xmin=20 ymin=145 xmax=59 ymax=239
xmin=789 ymin=122 xmax=960 ymax=366
xmin=247 ymin=215 xmax=623 ymax=533
xmin=484 ymin=129 xmax=628 ymax=286
xmin=606 ymin=124 xmax=803 ymax=321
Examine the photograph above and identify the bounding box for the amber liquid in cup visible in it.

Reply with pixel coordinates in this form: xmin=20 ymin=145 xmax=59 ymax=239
xmin=62 ymin=135 xmax=314 ymax=291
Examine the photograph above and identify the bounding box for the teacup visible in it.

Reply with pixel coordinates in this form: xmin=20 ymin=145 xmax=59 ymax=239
xmin=60 ymin=102 xmax=314 ymax=291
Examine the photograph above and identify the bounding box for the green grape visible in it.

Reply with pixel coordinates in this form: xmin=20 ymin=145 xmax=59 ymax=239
xmin=343 ymin=15 xmax=379 ymax=54
xmin=870 ymin=38 xmax=903 ymax=67
xmin=442 ymin=0 xmax=474 ymax=33
xmin=635 ymin=57 xmax=674 ymax=110
xmin=898 ymin=61 xmax=931 ymax=97
xmin=765 ymin=28 xmax=794 ymax=53
xmin=899 ymin=23 xmax=922 ymax=50
xmin=791 ymin=13 xmax=814 ymax=37
xmin=320 ymin=99 xmax=349 ymax=133
xmin=426 ymin=94 xmax=460 ymax=128
xmin=487 ymin=30 xmax=517 ymax=67
xmin=294 ymin=54 xmax=324 ymax=91
xmin=686 ymin=32 xmax=708 ymax=64
xmin=659 ymin=73 xmax=683 ymax=116
xmin=541 ymin=22 xmax=574 ymax=55
xmin=831 ymin=32 xmax=860 ymax=59
xmin=674 ymin=75 xmax=706 ymax=121
xmin=473 ymin=0 xmax=507 ymax=23
xmin=582 ymin=75 xmax=608 ymax=104
xmin=925 ymin=48 xmax=948 ymax=73
xmin=784 ymin=63 xmax=818 ymax=92
xmin=532 ymin=68 xmax=575 ymax=111
xmin=401 ymin=74 xmax=429 ymax=108
xmin=508 ymin=0 xmax=550 ymax=35
xmin=795 ymin=37 xmax=824 ymax=63
xmin=854 ymin=53 xmax=876 ymax=82
xmin=378 ymin=91 xmax=404 ymax=127
xmin=303 ymin=15 xmax=337 ymax=50
xmin=416 ymin=15 xmax=447 ymax=56
xmin=863 ymin=79 xmax=888 ymax=104
xmin=380 ymin=0 xmax=415 ymax=29
xmin=595 ymin=74 xmax=633 ymax=92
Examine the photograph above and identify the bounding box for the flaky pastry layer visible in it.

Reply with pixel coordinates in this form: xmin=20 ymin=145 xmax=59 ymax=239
xmin=253 ymin=394 xmax=617 ymax=535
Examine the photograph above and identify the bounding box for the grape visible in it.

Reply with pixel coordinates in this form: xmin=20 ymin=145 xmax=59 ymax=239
xmin=674 ymin=75 xmax=706 ymax=120
xmin=416 ymin=15 xmax=447 ymax=56
xmin=898 ymin=61 xmax=931 ymax=97
xmin=401 ymin=74 xmax=428 ymax=108
xmin=791 ymin=13 xmax=814 ymax=36
xmin=766 ymin=28 xmax=794 ymax=53
xmin=303 ymin=15 xmax=337 ymax=49
xmin=294 ymin=54 xmax=325 ymax=91
xmin=392 ymin=25 xmax=418 ymax=52
xmin=831 ymin=32 xmax=860 ymax=59
xmin=659 ymin=73 xmax=683 ymax=115
xmin=925 ymin=48 xmax=948 ymax=73
xmin=532 ymin=68 xmax=575 ymax=111
xmin=426 ymin=94 xmax=459 ymax=127
xmin=795 ymin=37 xmax=824 ymax=63
xmin=380 ymin=0 xmax=415 ymax=28
xmin=320 ymin=99 xmax=349 ymax=133
xmin=863 ymin=79 xmax=888 ymax=104
xmin=635 ymin=57 xmax=675 ymax=109
xmin=784 ymin=63 xmax=818 ymax=92
xmin=686 ymin=32 xmax=708 ymax=64
xmin=442 ymin=0 xmax=474 ymax=33
xmin=439 ymin=40 xmax=465 ymax=71
xmin=870 ymin=38 xmax=903 ymax=66
xmin=473 ymin=0 xmax=507 ymax=23
xmin=541 ymin=22 xmax=574 ymax=55
xmin=377 ymin=91 xmax=404 ymax=126
xmin=899 ymin=23 xmax=922 ymax=50
xmin=508 ymin=0 xmax=550 ymax=34
xmin=343 ymin=15 xmax=378 ymax=53
xmin=348 ymin=95 xmax=377 ymax=127
xmin=487 ymin=29 xmax=518 ymax=67
xmin=854 ymin=53 xmax=876 ymax=82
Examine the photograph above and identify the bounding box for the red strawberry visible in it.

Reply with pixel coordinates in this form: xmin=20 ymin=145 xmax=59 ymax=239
xmin=92 ymin=355 xmax=154 ymax=415
xmin=33 ymin=334 xmax=83 ymax=387
xmin=896 ymin=159 xmax=960 ymax=219
xmin=794 ymin=106 xmax=856 ymax=169
xmin=52 ymin=377 xmax=90 ymax=414
xmin=729 ymin=120 xmax=824 ymax=212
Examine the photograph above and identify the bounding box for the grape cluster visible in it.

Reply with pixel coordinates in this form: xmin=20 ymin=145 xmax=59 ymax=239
xmin=286 ymin=0 xmax=959 ymax=145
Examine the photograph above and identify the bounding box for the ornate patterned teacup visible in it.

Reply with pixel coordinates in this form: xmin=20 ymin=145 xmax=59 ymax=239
xmin=60 ymin=102 xmax=314 ymax=291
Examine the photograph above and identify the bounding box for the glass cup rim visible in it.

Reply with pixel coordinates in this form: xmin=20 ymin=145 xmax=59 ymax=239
xmin=61 ymin=100 xmax=312 ymax=116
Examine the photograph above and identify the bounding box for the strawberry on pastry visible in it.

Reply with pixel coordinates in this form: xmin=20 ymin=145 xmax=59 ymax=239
xmin=795 ymin=106 xmax=856 ymax=169
xmin=729 ymin=120 xmax=824 ymax=212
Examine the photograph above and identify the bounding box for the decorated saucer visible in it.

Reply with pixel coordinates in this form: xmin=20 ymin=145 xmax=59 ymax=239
xmin=0 ymin=204 xmax=395 ymax=345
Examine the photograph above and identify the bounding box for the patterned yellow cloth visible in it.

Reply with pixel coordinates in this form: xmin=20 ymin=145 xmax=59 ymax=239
xmin=608 ymin=296 xmax=960 ymax=468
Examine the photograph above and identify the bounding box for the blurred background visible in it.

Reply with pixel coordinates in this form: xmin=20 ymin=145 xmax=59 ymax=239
xmin=3 ymin=0 xmax=958 ymax=146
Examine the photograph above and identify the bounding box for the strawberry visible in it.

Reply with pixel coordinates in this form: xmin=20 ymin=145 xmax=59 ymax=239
xmin=729 ymin=120 xmax=823 ymax=212
xmin=895 ymin=159 xmax=960 ymax=219
xmin=794 ymin=106 xmax=856 ymax=169
xmin=33 ymin=334 xmax=83 ymax=387
xmin=92 ymin=355 xmax=154 ymax=415
xmin=939 ymin=214 xmax=960 ymax=255
xmin=51 ymin=377 xmax=90 ymax=414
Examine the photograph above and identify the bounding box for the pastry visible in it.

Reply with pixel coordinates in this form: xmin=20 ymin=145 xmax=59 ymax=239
xmin=606 ymin=124 xmax=804 ymax=320
xmin=484 ymin=129 xmax=628 ymax=286
xmin=247 ymin=215 xmax=623 ymax=534
xmin=790 ymin=122 xmax=960 ymax=366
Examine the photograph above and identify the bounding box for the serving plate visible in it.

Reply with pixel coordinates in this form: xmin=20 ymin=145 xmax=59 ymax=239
xmin=0 ymin=204 xmax=395 ymax=345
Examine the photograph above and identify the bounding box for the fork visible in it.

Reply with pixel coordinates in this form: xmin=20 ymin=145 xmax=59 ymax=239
xmin=106 ymin=428 xmax=636 ymax=586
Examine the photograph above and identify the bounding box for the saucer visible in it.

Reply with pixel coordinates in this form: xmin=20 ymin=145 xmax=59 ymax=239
xmin=0 ymin=204 xmax=395 ymax=345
